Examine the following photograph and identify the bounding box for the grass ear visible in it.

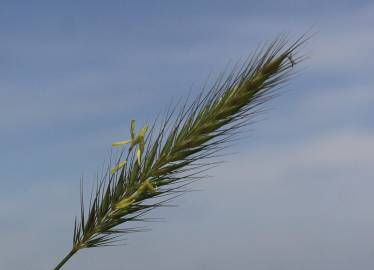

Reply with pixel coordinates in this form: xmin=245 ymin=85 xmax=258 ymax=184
xmin=53 ymin=34 xmax=308 ymax=270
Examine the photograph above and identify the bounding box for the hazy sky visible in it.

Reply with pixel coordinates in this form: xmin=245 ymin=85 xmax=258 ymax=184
xmin=1 ymin=1 xmax=374 ymax=269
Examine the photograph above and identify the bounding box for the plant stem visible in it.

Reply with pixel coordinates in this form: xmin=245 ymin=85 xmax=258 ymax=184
xmin=53 ymin=249 xmax=77 ymax=270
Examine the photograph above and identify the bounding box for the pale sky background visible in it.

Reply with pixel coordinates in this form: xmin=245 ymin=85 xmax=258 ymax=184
xmin=1 ymin=1 xmax=374 ymax=269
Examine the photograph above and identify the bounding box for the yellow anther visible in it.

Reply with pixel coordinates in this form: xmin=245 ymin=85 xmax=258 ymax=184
xmin=143 ymin=180 xmax=157 ymax=193
xmin=112 ymin=140 xmax=131 ymax=147
xmin=110 ymin=161 xmax=127 ymax=174
xmin=116 ymin=198 xmax=135 ymax=210
xmin=112 ymin=120 xmax=149 ymax=165
xmin=115 ymin=180 xmax=156 ymax=210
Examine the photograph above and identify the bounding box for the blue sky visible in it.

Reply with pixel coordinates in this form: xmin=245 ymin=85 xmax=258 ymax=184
xmin=1 ymin=1 xmax=374 ymax=269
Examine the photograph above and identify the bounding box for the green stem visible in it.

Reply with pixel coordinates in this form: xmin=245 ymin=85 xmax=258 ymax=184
xmin=53 ymin=249 xmax=77 ymax=270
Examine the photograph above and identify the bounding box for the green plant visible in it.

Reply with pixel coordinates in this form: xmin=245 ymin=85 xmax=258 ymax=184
xmin=53 ymin=35 xmax=307 ymax=270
